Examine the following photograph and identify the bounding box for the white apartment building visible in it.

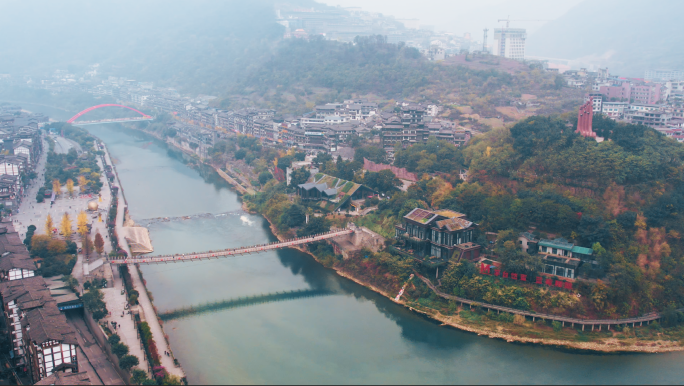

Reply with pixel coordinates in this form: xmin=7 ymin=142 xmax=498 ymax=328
xmin=493 ymin=28 xmax=526 ymax=60
xmin=601 ymin=102 xmax=628 ymax=118
xmin=645 ymin=69 xmax=684 ymax=82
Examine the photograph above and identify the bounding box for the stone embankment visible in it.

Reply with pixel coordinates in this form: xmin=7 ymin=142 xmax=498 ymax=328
xmin=101 ymin=142 xmax=187 ymax=379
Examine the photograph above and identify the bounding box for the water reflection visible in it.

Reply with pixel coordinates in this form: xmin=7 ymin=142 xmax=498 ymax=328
xmin=82 ymin=122 xmax=684 ymax=385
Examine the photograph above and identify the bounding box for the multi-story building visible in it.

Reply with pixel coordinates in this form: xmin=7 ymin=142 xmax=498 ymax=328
xmin=599 ymin=82 xmax=631 ymax=101
xmin=493 ymin=28 xmax=526 ymax=60
xmin=536 ymin=237 xmax=594 ymax=280
xmin=585 ymin=93 xmax=603 ymax=113
xmin=601 ymin=101 xmax=629 ymax=118
xmin=645 ymin=69 xmax=684 ymax=82
xmin=0 ymin=223 xmax=81 ymax=383
xmin=625 ymin=107 xmax=672 ymax=128
xmin=631 ymin=84 xmax=663 ymax=104
xmin=393 ymin=208 xmax=481 ymax=268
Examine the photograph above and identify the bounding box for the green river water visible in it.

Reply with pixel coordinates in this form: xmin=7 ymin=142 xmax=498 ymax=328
xmin=13 ymin=103 xmax=684 ymax=384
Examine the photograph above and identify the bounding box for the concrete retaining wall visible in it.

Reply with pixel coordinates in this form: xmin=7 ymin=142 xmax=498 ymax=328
xmin=83 ymin=309 xmax=133 ymax=384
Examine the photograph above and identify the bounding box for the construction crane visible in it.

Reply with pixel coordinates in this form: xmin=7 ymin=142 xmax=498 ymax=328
xmin=497 ymin=17 xmax=550 ymax=29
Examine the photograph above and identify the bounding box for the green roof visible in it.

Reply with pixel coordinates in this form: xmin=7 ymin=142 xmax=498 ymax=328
xmin=571 ymin=246 xmax=593 ymax=255
xmin=539 ymin=238 xmax=574 ymax=251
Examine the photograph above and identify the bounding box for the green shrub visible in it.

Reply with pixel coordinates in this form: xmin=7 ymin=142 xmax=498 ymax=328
xmin=552 ymin=321 xmax=562 ymax=332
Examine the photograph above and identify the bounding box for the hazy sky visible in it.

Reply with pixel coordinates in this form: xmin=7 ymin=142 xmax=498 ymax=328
xmin=318 ymin=0 xmax=585 ymax=37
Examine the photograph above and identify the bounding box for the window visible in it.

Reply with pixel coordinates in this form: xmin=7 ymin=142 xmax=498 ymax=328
xmin=555 ymin=267 xmax=565 ymax=277
xmin=552 ymin=248 xmax=557 ymax=255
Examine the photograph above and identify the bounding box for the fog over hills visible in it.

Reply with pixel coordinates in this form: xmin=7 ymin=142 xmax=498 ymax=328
xmin=526 ymin=0 xmax=684 ymax=77
xmin=0 ymin=0 xmax=291 ymax=93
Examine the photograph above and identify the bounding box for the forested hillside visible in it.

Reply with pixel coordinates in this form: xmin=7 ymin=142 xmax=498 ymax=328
xmin=384 ymin=117 xmax=684 ymax=317
xmin=222 ymin=35 xmax=579 ymax=116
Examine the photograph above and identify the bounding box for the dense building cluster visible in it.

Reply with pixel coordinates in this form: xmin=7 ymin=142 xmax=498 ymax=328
xmin=560 ymin=67 xmax=684 ymax=134
xmin=0 ymin=223 xmax=86 ymax=384
xmin=0 ymin=105 xmax=45 ymax=211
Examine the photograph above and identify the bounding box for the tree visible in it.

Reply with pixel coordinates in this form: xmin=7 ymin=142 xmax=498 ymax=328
xmin=77 ymin=211 xmax=88 ymax=236
xmin=313 ymin=152 xmax=332 ymax=166
xmin=277 ymin=155 xmax=293 ymax=170
xmin=281 ymin=204 xmax=306 ymax=228
xmin=554 ymin=74 xmax=565 ymax=90
xmin=294 ymin=151 xmax=306 ymax=161
xmin=52 ymin=179 xmax=61 ymax=195
xmin=289 ymin=167 xmax=310 ymax=188
xmin=353 ymin=145 xmax=387 ymax=164
xmin=60 ymin=213 xmax=73 ymax=239
xmin=234 ymin=148 xmax=247 ymax=160
xmin=131 ymin=369 xmax=150 ymax=385
xmin=24 ymin=225 xmax=36 ymax=250
xmin=82 ymin=288 xmax=108 ymax=320
xmin=94 ymin=232 xmax=105 ymax=255
xmin=363 ymin=169 xmax=402 ymax=194
xmin=111 ymin=342 xmax=129 ymax=358
xmin=31 ymin=235 xmax=52 ymax=257
xmin=297 ymin=216 xmax=330 ymax=237
xmin=258 ymin=171 xmax=273 ymax=185
xmin=118 ymin=355 xmax=140 ymax=371
xmin=83 ymin=235 xmax=94 ymax=257
xmin=66 ymin=179 xmax=74 ymax=197
xmin=108 ymin=334 xmax=121 ymax=345
xmin=78 ymin=175 xmax=87 ymax=189
xmin=45 ymin=214 xmax=54 ymax=236
xmin=47 ymin=239 xmax=67 ymax=255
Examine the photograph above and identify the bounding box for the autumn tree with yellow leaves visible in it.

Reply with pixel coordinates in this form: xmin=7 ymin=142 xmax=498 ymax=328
xmin=66 ymin=179 xmax=75 ymax=198
xmin=52 ymin=179 xmax=61 ymax=195
xmin=45 ymin=214 xmax=54 ymax=236
xmin=60 ymin=213 xmax=73 ymax=239
xmin=78 ymin=175 xmax=88 ymax=190
xmin=77 ymin=211 xmax=89 ymax=237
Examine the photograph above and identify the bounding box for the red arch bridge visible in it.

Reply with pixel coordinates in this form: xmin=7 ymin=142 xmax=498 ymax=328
xmin=66 ymin=104 xmax=154 ymax=126
xmin=110 ymin=228 xmax=354 ymax=265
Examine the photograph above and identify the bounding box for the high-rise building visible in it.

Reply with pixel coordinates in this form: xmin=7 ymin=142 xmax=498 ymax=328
xmin=645 ymin=69 xmax=684 ymax=82
xmin=492 ymin=28 xmax=526 ymax=60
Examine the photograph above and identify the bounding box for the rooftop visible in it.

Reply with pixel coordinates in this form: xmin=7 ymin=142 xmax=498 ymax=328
xmin=404 ymin=208 xmax=439 ymax=224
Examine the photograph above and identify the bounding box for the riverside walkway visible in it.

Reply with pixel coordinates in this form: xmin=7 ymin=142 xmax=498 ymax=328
xmin=110 ymin=228 xmax=354 ymax=265
xmin=417 ymin=274 xmax=681 ymax=331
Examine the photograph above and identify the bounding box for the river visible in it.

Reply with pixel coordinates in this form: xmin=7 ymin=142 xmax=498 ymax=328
xmin=12 ymin=102 xmax=684 ymax=383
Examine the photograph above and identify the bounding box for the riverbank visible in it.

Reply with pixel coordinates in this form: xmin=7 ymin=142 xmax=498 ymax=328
xmin=127 ymin=124 xmax=684 ymax=354
xmin=257 ymin=210 xmax=684 ymax=354
xmin=100 ymin=139 xmax=187 ymax=381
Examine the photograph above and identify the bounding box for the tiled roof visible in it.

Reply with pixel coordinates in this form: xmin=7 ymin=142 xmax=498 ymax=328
xmin=35 ymin=371 xmax=91 ymax=385
xmin=0 ymin=276 xmax=51 ymax=308
xmin=25 ymin=301 xmax=78 ymax=345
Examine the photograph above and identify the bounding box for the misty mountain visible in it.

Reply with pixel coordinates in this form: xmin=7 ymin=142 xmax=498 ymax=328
xmin=0 ymin=0 xmax=296 ymax=93
xmin=526 ymin=0 xmax=684 ymax=77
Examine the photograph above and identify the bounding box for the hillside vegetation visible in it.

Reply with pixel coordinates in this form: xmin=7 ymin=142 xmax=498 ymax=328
xmin=352 ymin=116 xmax=684 ymax=319
xmin=223 ymin=35 xmax=581 ymax=116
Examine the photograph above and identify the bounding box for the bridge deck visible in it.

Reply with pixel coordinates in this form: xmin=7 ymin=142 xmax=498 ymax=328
xmin=111 ymin=228 xmax=353 ymax=265
xmin=72 ymin=117 xmax=154 ymax=126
